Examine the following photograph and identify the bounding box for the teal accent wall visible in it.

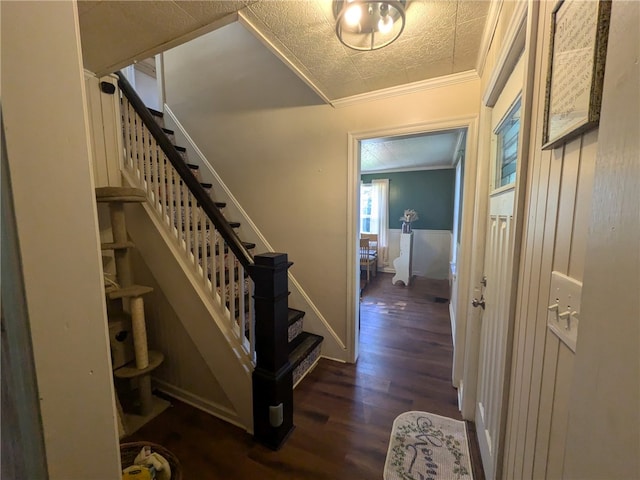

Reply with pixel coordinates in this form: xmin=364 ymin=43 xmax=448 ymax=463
xmin=361 ymin=169 xmax=455 ymax=230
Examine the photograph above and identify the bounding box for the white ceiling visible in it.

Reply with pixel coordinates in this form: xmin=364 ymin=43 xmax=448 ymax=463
xmin=78 ymin=0 xmax=486 ymax=172
xmin=241 ymin=0 xmax=490 ymax=100
xmin=361 ymin=129 xmax=466 ymax=172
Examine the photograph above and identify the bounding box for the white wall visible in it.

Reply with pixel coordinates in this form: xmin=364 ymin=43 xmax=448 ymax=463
xmin=84 ymin=74 xmax=122 ymax=188
xmin=162 ymin=22 xmax=481 ymax=352
xmin=384 ymin=229 xmax=451 ymax=279
xmin=134 ymin=67 xmax=161 ymax=110
xmin=2 ymin=1 xmax=121 ymax=478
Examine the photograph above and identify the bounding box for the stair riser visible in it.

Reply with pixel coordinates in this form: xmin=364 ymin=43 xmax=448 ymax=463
xmin=165 ymin=132 xmax=176 ymax=143
xmin=152 ymin=115 xmax=164 ymax=129
xmin=293 ymin=342 xmax=321 ymax=388
xmin=215 ymin=279 xmax=250 ymax=301
xmin=288 ymin=317 xmax=304 ymax=343
xmin=206 ymin=261 xmax=244 ymax=280
xmin=177 ymin=150 xmax=189 ymax=162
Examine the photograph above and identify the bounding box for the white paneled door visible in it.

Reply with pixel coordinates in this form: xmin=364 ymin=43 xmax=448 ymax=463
xmin=475 ymin=54 xmax=525 ymax=480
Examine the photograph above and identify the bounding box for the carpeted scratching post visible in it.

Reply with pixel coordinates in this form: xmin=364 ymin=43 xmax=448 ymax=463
xmin=96 ymin=186 xmax=169 ymax=433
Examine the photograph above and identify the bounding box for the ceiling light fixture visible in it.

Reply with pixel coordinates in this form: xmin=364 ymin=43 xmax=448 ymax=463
xmin=334 ymin=0 xmax=407 ymax=51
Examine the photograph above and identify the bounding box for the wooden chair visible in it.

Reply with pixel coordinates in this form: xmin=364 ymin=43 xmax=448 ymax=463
xmin=360 ymin=238 xmax=377 ymax=284
xmin=361 ymin=233 xmax=379 ymax=260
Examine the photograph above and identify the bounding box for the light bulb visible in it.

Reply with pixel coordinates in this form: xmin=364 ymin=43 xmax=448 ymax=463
xmin=378 ymin=15 xmax=393 ymax=34
xmin=344 ymin=4 xmax=362 ymax=26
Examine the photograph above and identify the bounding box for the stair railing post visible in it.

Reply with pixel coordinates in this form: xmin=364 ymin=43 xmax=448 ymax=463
xmin=248 ymin=252 xmax=294 ymax=450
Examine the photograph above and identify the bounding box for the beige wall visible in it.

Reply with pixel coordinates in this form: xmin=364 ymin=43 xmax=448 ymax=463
xmin=562 ymin=1 xmax=639 ymax=477
xmin=2 ymin=1 xmax=120 ymax=478
xmin=501 ymin=0 xmax=594 ymax=477
xmin=130 ymin=250 xmax=236 ymax=416
xmin=164 ymin=35 xmax=480 ymax=346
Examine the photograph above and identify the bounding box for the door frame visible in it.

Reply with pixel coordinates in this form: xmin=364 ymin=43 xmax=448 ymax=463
xmin=346 ymin=115 xmax=479 ymax=363
xmin=459 ymin=2 xmax=537 ymax=478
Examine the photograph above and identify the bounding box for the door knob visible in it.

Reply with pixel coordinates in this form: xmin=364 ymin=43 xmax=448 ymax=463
xmin=472 ymin=296 xmax=486 ymax=309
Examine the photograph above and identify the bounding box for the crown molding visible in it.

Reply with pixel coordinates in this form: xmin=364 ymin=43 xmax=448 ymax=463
xmin=361 ymin=164 xmax=455 ymax=175
xmin=331 ymin=70 xmax=479 ymax=108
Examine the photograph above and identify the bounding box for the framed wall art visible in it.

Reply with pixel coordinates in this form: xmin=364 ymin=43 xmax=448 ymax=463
xmin=542 ymin=0 xmax=611 ymax=150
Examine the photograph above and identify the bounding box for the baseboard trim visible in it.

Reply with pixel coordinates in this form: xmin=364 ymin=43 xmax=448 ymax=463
xmin=152 ymin=378 xmax=250 ymax=433
xmin=449 ymin=302 xmax=457 ymax=348
xmin=320 ymin=355 xmax=347 ymax=364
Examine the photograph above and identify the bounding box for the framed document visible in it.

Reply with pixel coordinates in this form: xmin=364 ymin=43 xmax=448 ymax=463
xmin=542 ymin=0 xmax=611 ymax=150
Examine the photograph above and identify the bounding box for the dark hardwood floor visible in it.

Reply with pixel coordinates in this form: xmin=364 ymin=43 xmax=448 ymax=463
xmin=126 ymin=273 xmax=484 ymax=479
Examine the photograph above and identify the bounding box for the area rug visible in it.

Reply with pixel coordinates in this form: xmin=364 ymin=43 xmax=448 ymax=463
xmin=383 ymin=411 xmax=473 ymax=480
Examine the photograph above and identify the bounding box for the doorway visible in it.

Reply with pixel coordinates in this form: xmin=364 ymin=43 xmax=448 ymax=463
xmin=347 ymin=117 xmax=479 ymax=363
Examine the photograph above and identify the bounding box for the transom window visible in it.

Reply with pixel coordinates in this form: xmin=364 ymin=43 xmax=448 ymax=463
xmin=495 ymin=97 xmax=521 ymax=188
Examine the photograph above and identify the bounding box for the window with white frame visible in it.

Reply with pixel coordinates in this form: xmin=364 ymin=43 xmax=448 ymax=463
xmin=360 ymin=183 xmax=373 ymax=233
xmin=359 ymin=178 xmax=389 ymax=266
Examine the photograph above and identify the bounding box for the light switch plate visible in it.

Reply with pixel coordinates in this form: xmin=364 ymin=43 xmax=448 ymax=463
xmin=547 ymin=271 xmax=582 ymax=352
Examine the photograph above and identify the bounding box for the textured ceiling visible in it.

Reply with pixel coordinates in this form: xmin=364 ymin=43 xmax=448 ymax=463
xmin=242 ymin=0 xmax=490 ymax=99
xmin=162 ymin=21 xmax=466 ymax=173
xmin=79 ymin=0 xmax=490 ymax=101
xmin=361 ymin=129 xmax=466 ymax=172
xmin=80 ymin=1 xmax=483 ymax=171
xmin=78 ymin=1 xmax=257 ymax=74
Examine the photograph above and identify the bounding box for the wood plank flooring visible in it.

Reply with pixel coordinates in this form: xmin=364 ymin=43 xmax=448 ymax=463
xmin=126 ymin=273 xmax=484 ymax=479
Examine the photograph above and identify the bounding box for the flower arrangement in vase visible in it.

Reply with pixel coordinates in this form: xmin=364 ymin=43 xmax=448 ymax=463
xmin=400 ymin=209 xmax=418 ymax=233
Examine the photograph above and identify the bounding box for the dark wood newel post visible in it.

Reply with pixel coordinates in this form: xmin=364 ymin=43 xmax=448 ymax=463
xmin=249 ymin=252 xmax=294 ymax=450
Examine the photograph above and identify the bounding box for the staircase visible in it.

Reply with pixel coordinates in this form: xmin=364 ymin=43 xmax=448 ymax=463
xmin=112 ymin=73 xmax=322 ymax=449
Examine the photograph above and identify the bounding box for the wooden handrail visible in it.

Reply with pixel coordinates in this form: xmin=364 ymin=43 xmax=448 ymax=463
xmin=115 ymin=72 xmax=254 ymax=269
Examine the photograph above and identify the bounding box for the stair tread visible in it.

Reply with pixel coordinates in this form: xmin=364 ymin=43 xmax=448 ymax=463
xmin=148 ymin=108 xmax=163 ymax=118
xmin=161 ymin=127 xmax=174 ymax=135
xmin=106 ymin=284 xmax=153 ymax=299
xmin=288 ymin=332 xmax=323 ymax=369
xmin=175 ymin=146 xmax=186 ymax=152
xmin=101 ymin=241 xmax=135 ymax=251
xmin=95 ymin=186 xmax=146 ymax=203
xmin=114 ymin=350 xmax=164 ymax=378
xmin=288 ymin=308 xmax=306 ymax=326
